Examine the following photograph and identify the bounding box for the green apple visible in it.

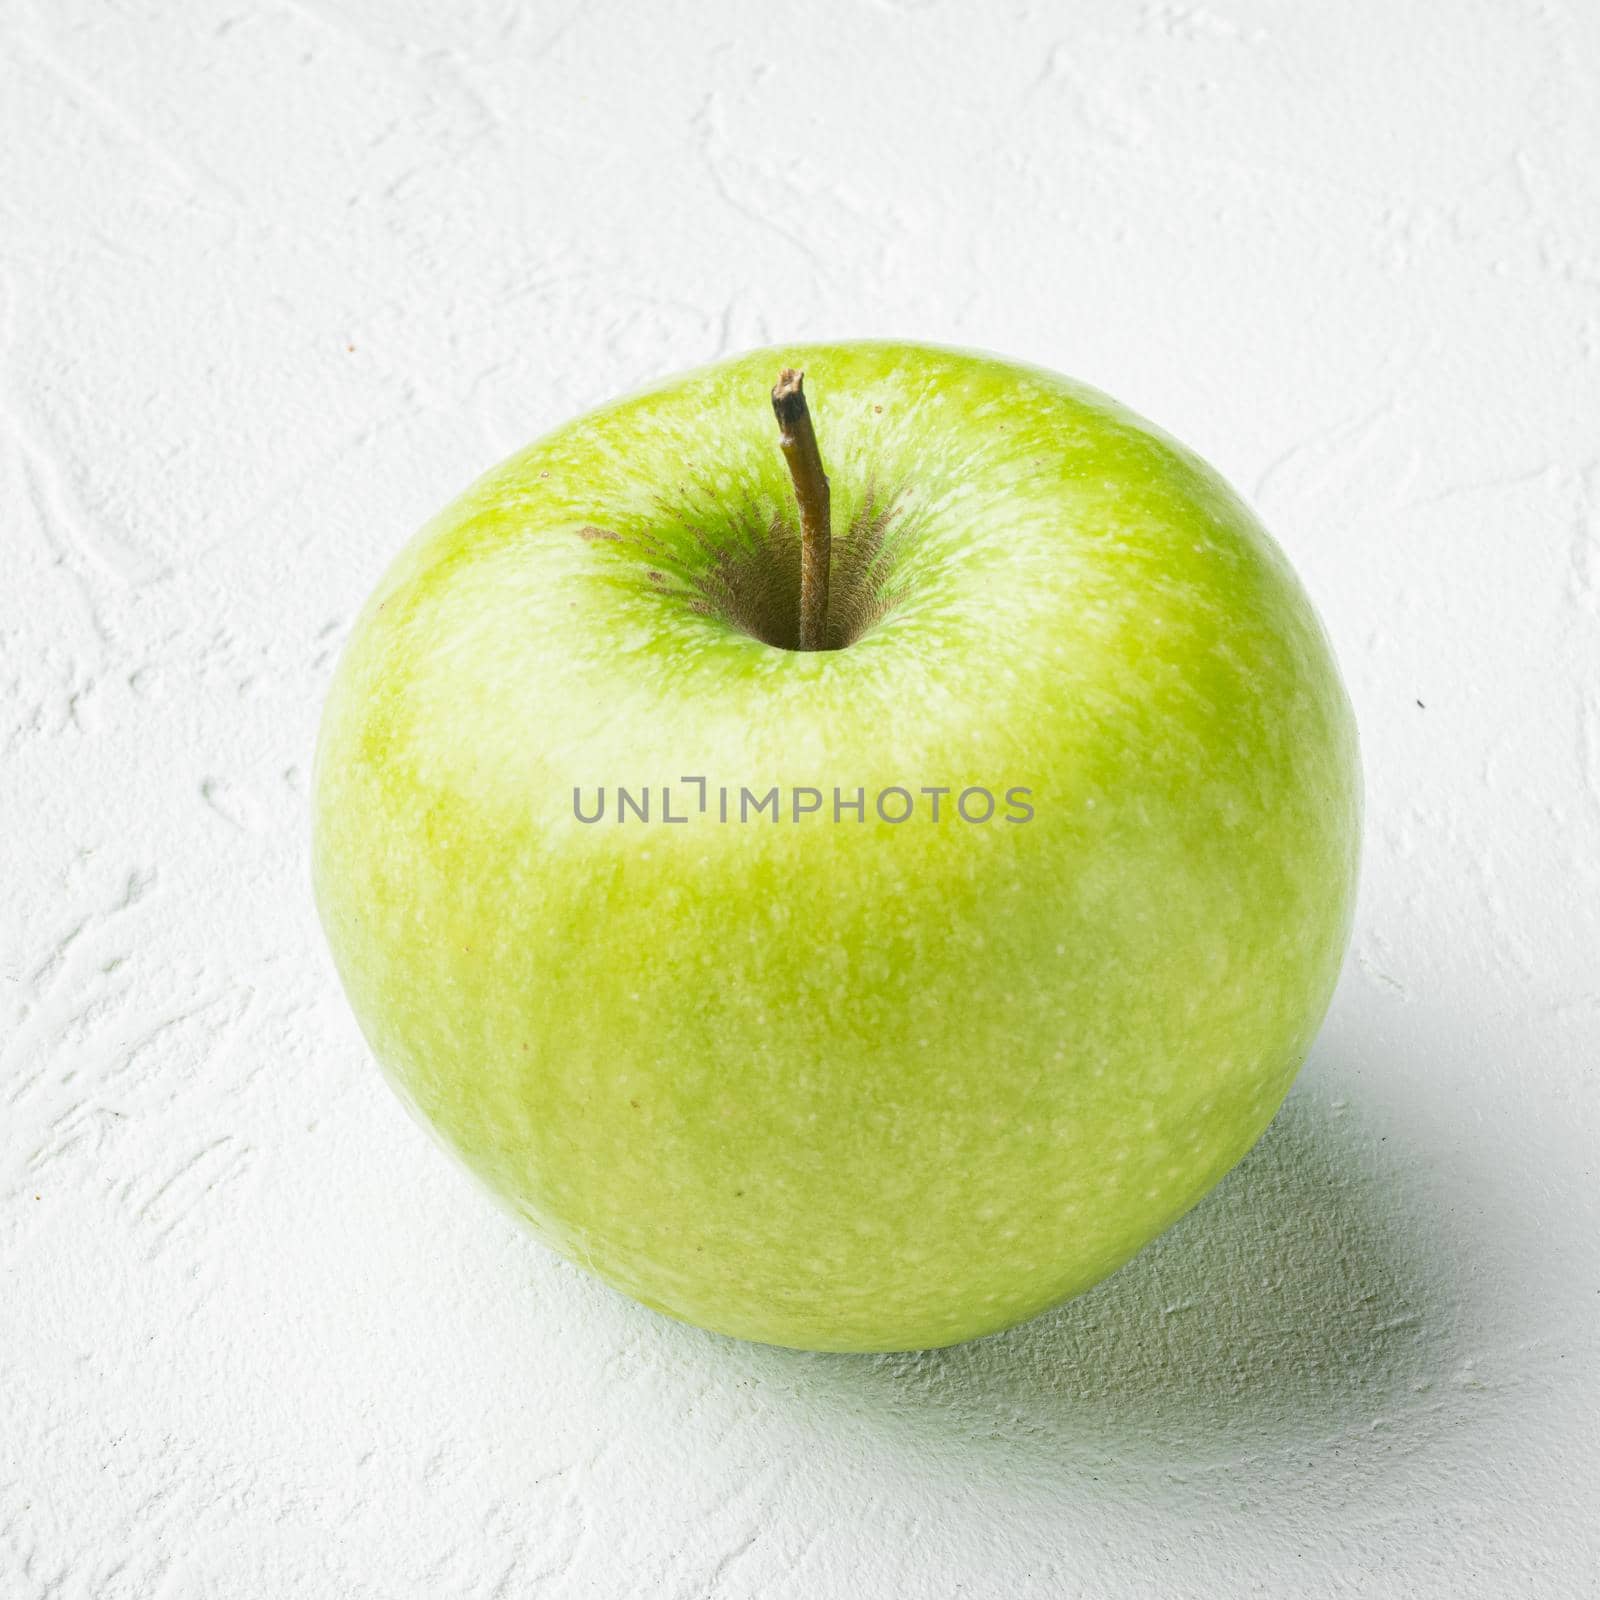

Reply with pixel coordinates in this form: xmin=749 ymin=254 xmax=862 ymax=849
xmin=312 ymin=342 xmax=1360 ymax=1352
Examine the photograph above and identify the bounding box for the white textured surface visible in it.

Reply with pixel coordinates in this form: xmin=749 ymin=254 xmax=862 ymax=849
xmin=3 ymin=1 xmax=1598 ymax=1593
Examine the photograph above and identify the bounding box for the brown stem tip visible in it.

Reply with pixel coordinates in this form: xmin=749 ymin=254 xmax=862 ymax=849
xmin=771 ymin=368 xmax=832 ymax=651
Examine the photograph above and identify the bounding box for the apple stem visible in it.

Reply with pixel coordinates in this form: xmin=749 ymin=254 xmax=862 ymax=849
xmin=771 ymin=368 xmax=832 ymax=651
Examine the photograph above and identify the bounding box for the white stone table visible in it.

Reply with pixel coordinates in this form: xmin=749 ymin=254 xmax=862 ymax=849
xmin=3 ymin=2 xmax=1597 ymax=1594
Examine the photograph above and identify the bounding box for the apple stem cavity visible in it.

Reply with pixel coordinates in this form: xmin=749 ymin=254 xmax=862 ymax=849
xmin=771 ymin=368 xmax=832 ymax=652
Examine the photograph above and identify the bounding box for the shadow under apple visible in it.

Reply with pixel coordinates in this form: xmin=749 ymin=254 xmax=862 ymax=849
xmin=729 ymin=1080 xmax=1465 ymax=1494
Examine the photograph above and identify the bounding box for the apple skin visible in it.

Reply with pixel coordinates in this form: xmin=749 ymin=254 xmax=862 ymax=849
xmin=312 ymin=342 xmax=1360 ymax=1352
